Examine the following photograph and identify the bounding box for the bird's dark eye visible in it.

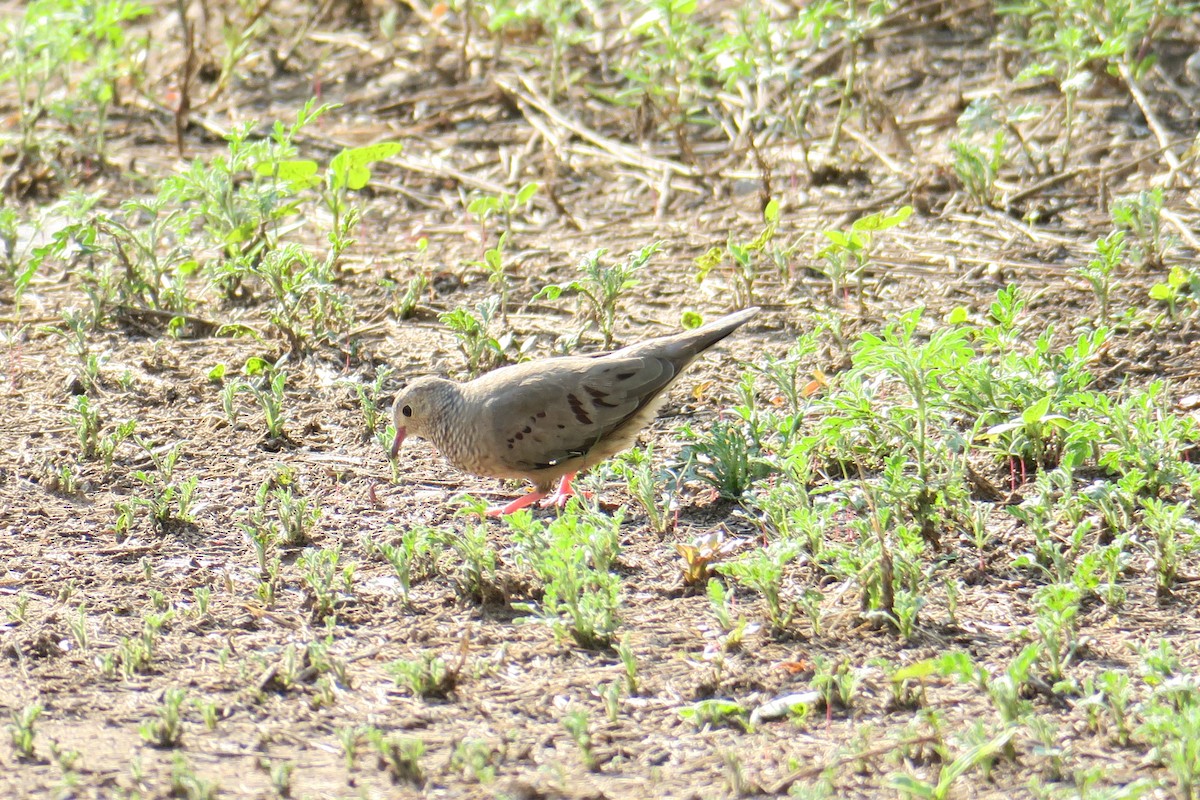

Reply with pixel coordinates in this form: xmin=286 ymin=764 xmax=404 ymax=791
xmin=402 ymin=405 xmax=413 ymax=418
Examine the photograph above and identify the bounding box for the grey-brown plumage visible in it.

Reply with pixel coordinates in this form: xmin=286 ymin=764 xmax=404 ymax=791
xmin=391 ymin=307 xmax=760 ymax=514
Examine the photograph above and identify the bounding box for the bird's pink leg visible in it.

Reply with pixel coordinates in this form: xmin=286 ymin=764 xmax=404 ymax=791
xmin=539 ymin=473 xmax=585 ymax=509
xmin=484 ymin=474 xmax=584 ymax=517
xmin=485 ymin=489 xmax=547 ymax=518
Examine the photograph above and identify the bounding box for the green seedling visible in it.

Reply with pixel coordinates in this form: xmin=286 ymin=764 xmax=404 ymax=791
xmin=169 ymin=753 xmax=218 ymax=800
xmin=680 ymin=417 xmax=775 ymax=500
xmin=617 ymin=635 xmax=640 ymax=695
xmin=365 ymin=728 xmax=425 ymax=786
xmin=440 ymin=296 xmax=534 ymax=376
xmin=244 ymin=371 xmax=289 ymax=439
xmin=508 ymin=507 xmax=624 ymax=648
xmin=385 ymin=272 xmax=428 ymax=320
xmin=297 ymin=547 xmax=345 ymax=622
xmin=1111 ymin=189 xmax=1172 ymax=271
xmin=387 ymin=653 xmax=458 ymax=699
xmin=694 ymin=200 xmax=778 ymax=308
xmin=0 ymin=0 xmax=149 ymax=160
xmin=272 ymin=486 xmax=321 ymax=547
xmin=611 ymin=445 xmax=679 ymax=535
xmin=716 ymin=540 xmax=802 ymax=633
xmin=950 ymin=129 xmax=1007 ymax=211
xmin=888 ymin=726 xmax=1016 ymax=800
xmin=678 ymin=698 xmax=750 ymax=732
xmin=467 ymin=182 xmax=538 ymax=243
xmin=1149 ymin=266 xmax=1199 ymax=322
xmin=378 ymin=526 xmax=433 ymax=605
xmin=139 ymin=688 xmax=186 ymax=748
xmin=337 ymin=725 xmax=362 ymax=771
xmin=70 ymin=395 xmax=102 ymax=459
xmin=817 ymin=206 xmax=912 ymax=309
xmin=1076 ymin=231 xmax=1125 ymax=326
xmin=562 ymin=710 xmax=598 ymax=771
xmin=350 ymin=367 xmax=396 ymax=441
xmin=984 ymin=394 xmax=1071 ymax=471
xmin=8 ymin=702 xmax=42 ymax=760
xmin=472 ymin=231 xmax=514 ymax=319
xmin=536 ymin=242 xmax=659 ymax=348
xmin=811 ymin=655 xmax=860 ymax=712
xmin=432 ymin=522 xmax=502 ymax=604
xmin=319 ymin=141 xmax=404 ymax=230
xmin=450 ymin=739 xmax=498 ymax=784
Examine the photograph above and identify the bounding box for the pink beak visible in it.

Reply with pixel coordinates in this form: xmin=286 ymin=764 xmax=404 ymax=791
xmin=390 ymin=427 xmax=406 ymax=460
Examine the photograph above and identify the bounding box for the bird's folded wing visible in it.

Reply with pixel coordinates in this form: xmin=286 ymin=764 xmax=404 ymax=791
xmin=483 ymin=355 xmax=679 ymax=471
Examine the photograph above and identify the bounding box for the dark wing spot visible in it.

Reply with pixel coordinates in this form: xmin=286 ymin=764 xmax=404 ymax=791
xmin=585 ymin=385 xmax=619 ymax=408
xmin=515 ymin=432 xmax=524 ymax=440
xmin=615 ymin=371 xmax=636 ymax=381
xmin=522 ymin=425 xmax=532 ymax=434
xmin=537 ymin=411 xmax=547 ymax=418
xmin=566 ymin=393 xmax=593 ymax=425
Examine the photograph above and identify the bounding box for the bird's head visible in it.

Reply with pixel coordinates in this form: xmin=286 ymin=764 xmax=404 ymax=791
xmin=390 ymin=376 xmax=456 ymax=459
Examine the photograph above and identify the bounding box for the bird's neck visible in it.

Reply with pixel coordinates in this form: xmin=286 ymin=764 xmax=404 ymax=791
xmin=425 ymin=384 xmax=469 ymax=461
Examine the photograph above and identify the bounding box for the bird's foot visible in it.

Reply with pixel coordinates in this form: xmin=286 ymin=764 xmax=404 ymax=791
xmin=485 ymin=490 xmax=547 ymax=517
xmin=485 ymin=475 xmax=586 ymax=516
xmin=537 ymin=473 xmax=590 ymax=509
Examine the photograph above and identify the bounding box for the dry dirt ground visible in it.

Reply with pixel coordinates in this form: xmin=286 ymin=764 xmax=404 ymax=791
xmin=3 ymin=1 xmax=1200 ymax=798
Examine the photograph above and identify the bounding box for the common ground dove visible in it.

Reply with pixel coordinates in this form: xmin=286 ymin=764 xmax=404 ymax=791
xmin=390 ymin=307 xmax=760 ymax=516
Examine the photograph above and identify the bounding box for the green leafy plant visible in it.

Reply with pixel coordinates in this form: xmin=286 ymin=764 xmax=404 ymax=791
xmin=296 ymin=547 xmax=348 ymax=622
xmin=680 ymin=417 xmax=776 ymax=500
xmin=387 ymin=652 xmax=458 ymax=699
xmin=508 ymin=508 xmax=624 ymax=648
xmin=850 ymin=307 xmax=974 ymax=541
xmin=89 ymin=197 xmax=197 ymax=315
xmin=678 ymin=698 xmax=751 ymax=732
xmin=983 ymin=394 xmax=1072 ymax=471
xmin=618 ymin=0 xmax=715 ymax=158
xmin=271 ymin=485 xmax=321 ymax=547
xmin=169 ymin=753 xmax=219 ymax=800
xmin=449 ymin=739 xmax=498 ymax=784
xmin=243 ymin=369 xmax=289 ymax=440
xmin=694 ymin=200 xmax=779 ymax=308
xmin=466 ymin=182 xmax=538 ymax=244
xmin=537 ymin=242 xmax=659 ymax=348
xmin=385 ymin=271 xmax=428 ymax=321
xmin=817 ymin=206 xmax=912 ymax=309
xmin=562 ymin=710 xmax=598 ymax=771
xmin=69 ymin=395 xmax=102 ymax=459
xmin=440 ymin=296 xmax=533 ymax=376
xmin=716 ymin=540 xmax=802 ymax=633
xmin=432 ymin=520 xmax=502 ymax=604
xmin=1140 ymin=498 xmax=1196 ymax=598
xmin=610 ymin=445 xmax=679 ymax=535
xmin=365 ymin=729 xmax=425 ymax=786
xmin=7 ymin=702 xmax=42 ymax=760
xmin=127 ymin=440 xmax=199 ymax=531
xmin=1111 ymin=188 xmax=1173 ymax=270
xmin=997 ymin=0 xmax=1194 ymax=167
xmin=318 ymin=142 xmax=404 ymax=231
xmin=1149 ymin=266 xmax=1199 ymax=321
xmin=139 ymin=688 xmax=187 ymax=748
xmin=1076 ymin=231 xmax=1125 ymax=325
xmin=378 ymin=527 xmax=433 ymax=605
xmin=0 ymin=0 xmax=150 ymax=163
xmin=950 ymin=128 xmax=1008 ymax=211
xmin=888 ymin=726 xmax=1016 ymax=800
